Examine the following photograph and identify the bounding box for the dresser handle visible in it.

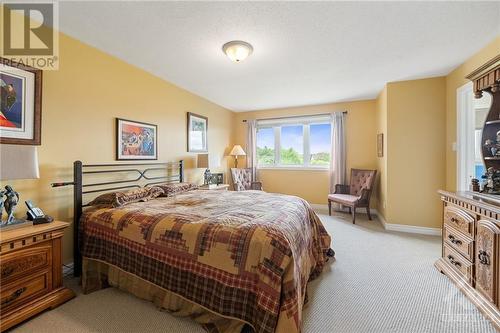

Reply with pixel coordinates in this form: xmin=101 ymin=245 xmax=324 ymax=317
xmin=450 ymin=217 xmax=459 ymax=223
xmin=478 ymin=250 xmax=490 ymax=266
xmin=1 ymin=266 xmax=14 ymax=279
xmin=447 ymin=255 xmax=462 ymax=267
xmin=1 ymin=287 xmax=27 ymax=306
xmin=447 ymin=235 xmax=462 ymax=245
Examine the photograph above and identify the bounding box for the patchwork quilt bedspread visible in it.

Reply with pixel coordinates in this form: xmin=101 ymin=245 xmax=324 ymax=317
xmin=80 ymin=189 xmax=332 ymax=333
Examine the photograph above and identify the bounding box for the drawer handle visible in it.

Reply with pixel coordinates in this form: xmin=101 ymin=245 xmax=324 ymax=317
xmin=478 ymin=250 xmax=490 ymax=266
xmin=450 ymin=217 xmax=459 ymax=223
xmin=1 ymin=287 xmax=27 ymax=306
xmin=1 ymin=266 xmax=14 ymax=279
xmin=447 ymin=235 xmax=462 ymax=245
xmin=447 ymin=255 xmax=462 ymax=267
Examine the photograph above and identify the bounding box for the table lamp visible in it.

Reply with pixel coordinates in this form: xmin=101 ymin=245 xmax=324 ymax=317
xmin=197 ymin=153 xmax=211 ymax=185
xmin=0 ymin=144 xmax=40 ymax=228
xmin=229 ymin=145 xmax=246 ymax=168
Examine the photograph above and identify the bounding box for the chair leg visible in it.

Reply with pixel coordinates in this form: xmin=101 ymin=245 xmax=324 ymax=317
xmin=352 ymin=206 xmax=356 ymax=224
xmin=366 ymin=207 xmax=372 ymax=220
xmin=328 ymin=200 xmax=332 ymax=216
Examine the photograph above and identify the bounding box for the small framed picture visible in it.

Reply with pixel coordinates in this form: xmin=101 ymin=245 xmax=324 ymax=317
xmin=377 ymin=133 xmax=384 ymax=157
xmin=116 ymin=118 xmax=157 ymax=160
xmin=0 ymin=58 xmax=42 ymax=145
xmin=210 ymin=173 xmax=224 ymax=185
xmin=187 ymin=112 xmax=208 ymax=152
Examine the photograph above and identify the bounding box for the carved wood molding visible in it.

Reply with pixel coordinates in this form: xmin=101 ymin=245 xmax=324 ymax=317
xmin=466 ymin=54 xmax=500 ymax=98
xmin=439 ymin=192 xmax=500 ymax=220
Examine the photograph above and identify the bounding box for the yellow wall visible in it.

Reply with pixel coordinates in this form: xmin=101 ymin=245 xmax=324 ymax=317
xmin=386 ymin=78 xmax=446 ymax=228
xmin=445 ymin=36 xmax=500 ymax=191
xmin=232 ymin=100 xmax=378 ymax=205
xmin=1 ymin=33 xmax=234 ymax=263
xmin=375 ymin=86 xmax=387 ymax=218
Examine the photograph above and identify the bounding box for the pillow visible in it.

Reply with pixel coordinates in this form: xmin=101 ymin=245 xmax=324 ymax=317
xmin=88 ymin=186 xmax=164 ymax=208
xmin=156 ymin=182 xmax=198 ymax=197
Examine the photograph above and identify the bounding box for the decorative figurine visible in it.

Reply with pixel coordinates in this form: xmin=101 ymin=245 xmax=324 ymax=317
xmin=3 ymin=185 xmax=20 ymax=224
xmin=484 ymin=139 xmax=498 ymax=156
xmin=482 ymin=167 xmax=500 ymax=194
xmin=0 ymin=187 xmax=6 ymax=223
xmin=471 ymin=178 xmax=480 ymax=192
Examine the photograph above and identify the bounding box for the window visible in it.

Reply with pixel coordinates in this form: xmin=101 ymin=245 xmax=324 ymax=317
xmin=457 ymin=82 xmax=491 ymax=190
xmin=256 ymin=115 xmax=331 ymax=168
xmin=281 ymin=125 xmax=304 ymax=165
xmin=256 ymin=127 xmax=275 ymax=166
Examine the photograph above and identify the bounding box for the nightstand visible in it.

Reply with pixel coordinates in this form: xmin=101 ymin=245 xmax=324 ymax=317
xmin=0 ymin=221 xmax=75 ymax=332
xmin=199 ymin=184 xmax=230 ymax=191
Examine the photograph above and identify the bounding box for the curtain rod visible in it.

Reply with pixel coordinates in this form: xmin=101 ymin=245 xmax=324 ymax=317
xmin=241 ymin=111 xmax=347 ymax=123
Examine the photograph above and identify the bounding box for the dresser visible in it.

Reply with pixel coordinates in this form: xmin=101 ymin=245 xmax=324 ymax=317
xmin=436 ymin=191 xmax=500 ymax=330
xmin=0 ymin=221 xmax=75 ymax=332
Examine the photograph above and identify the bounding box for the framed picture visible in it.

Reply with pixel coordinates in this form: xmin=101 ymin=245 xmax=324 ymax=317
xmin=210 ymin=173 xmax=224 ymax=185
xmin=0 ymin=58 xmax=42 ymax=145
xmin=116 ymin=118 xmax=157 ymax=160
xmin=187 ymin=112 xmax=208 ymax=152
xmin=377 ymin=133 xmax=384 ymax=157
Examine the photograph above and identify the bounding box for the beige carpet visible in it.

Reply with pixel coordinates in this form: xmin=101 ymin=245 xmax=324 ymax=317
xmin=10 ymin=212 xmax=496 ymax=333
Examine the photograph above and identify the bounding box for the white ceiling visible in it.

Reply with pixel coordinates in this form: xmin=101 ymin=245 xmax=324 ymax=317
xmin=58 ymin=1 xmax=500 ymax=112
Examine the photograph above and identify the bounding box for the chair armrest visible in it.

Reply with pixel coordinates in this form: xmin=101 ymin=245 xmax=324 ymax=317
xmin=334 ymin=184 xmax=350 ymax=194
xmin=251 ymin=182 xmax=263 ymax=191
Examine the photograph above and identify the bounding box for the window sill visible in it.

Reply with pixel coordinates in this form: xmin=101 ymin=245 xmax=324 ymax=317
xmin=257 ymin=166 xmax=329 ymax=172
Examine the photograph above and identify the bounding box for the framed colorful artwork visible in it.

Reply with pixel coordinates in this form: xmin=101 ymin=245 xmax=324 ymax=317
xmin=377 ymin=133 xmax=384 ymax=157
xmin=187 ymin=112 xmax=208 ymax=152
xmin=116 ymin=118 xmax=158 ymax=160
xmin=0 ymin=58 xmax=42 ymax=145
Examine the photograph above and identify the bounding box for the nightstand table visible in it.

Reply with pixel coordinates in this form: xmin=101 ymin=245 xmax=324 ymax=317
xmin=199 ymin=184 xmax=230 ymax=191
xmin=0 ymin=221 xmax=75 ymax=332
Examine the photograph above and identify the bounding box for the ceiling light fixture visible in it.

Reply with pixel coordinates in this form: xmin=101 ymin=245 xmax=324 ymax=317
xmin=222 ymin=40 xmax=253 ymax=62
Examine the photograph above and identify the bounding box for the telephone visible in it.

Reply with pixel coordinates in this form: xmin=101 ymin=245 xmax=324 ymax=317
xmin=25 ymin=200 xmax=53 ymax=224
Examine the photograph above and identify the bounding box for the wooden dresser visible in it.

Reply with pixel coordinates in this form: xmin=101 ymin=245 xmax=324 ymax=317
xmin=436 ymin=191 xmax=500 ymax=330
xmin=0 ymin=221 xmax=75 ymax=332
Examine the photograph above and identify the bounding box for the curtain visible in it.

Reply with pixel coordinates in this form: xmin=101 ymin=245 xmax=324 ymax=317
xmin=330 ymin=112 xmax=346 ymax=201
xmin=246 ymin=120 xmax=257 ymax=180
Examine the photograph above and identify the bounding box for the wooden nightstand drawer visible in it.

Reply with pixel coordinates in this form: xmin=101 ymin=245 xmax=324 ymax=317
xmin=444 ymin=205 xmax=475 ymax=238
xmin=1 ymin=270 xmax=51 ymax=313
xmin=1 ymin=243 xmax=52 ymax=283
xmin=444 ymin=225 xmax=474 ymax=261
xmin=443 ymin=243 xmax=473 ymax=283
xmin=0 ymin=221 xmax=75 ymax=332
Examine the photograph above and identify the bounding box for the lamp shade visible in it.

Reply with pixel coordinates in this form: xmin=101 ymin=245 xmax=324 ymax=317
xmin=230 ymin=145 xmax=246 ymax=156
xmin=0 ymin=144 xmax=40 ymax=180
xmin=197 ymin=154 xmax=209 ymax=169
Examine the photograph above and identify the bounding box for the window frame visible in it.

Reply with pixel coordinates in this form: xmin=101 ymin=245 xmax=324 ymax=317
xmin=256 ymin=116 xmax=331 ymax=170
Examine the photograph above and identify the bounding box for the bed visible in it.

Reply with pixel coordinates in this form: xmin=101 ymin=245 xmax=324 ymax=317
xmin=53 ymin=161 xmax=333 ymax=333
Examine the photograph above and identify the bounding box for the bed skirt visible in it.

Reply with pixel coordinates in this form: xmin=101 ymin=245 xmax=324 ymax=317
xmin=82 ymin=257 xmax=248 ymax=333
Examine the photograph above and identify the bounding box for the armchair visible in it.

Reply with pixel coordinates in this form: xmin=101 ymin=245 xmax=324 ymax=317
xmin=230 ymin=168 xmax=262 ymax=191
xmin=328 ymin=169 xmax=377 ymax=224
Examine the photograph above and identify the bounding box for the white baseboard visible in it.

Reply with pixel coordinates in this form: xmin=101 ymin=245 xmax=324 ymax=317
xmin=310 ymin=204 xmax=441 ymax=236
xmin=375 ymin=211 xmax=441 ymax=236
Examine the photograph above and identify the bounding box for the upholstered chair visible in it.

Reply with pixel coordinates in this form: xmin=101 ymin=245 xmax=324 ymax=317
xmin=328 ymin=169 xmax=377 ymax=224
xmin=230 ymin=168 xmax=263 ymax=191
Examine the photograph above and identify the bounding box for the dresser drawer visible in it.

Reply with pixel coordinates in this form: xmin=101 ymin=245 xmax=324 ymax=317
xmin=443 ymin=243 xmax=473 ymax=283
xmin=1 ymin=270 xmax=52 ymax=313
xmin=444 ymin=225 xmax=474 ymax=261
xmin=1 ymin=243 xmax=52 ymax=284
xmin=444 ymin=205 xmax=475 ymax=238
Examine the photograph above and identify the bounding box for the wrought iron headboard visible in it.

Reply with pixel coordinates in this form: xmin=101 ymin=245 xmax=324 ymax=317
xmin=52 ymin=160 xmax=184 ymax=276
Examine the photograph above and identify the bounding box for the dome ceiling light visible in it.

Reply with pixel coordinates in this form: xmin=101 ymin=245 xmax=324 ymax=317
xmin=222 ymin=40 xmax=253 ymax=62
